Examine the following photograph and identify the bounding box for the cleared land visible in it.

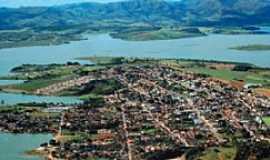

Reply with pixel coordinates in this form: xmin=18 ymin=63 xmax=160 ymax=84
xmin=0 ymin=57 xmax=270 ymax=160
xmin=161 ymin=59 xmax=270 ymax=88
xmin=2 ymin=57 xmax=270 ymax=95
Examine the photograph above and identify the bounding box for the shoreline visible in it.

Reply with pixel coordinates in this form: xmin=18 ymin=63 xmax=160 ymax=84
xmin=1 ymin=56 xmax=270 ymax=97
xmin=0 ymin=59 xmax=269 ymax=159
xmin=0 ymin=132 xmax=53 ymax=160
xmin=230 ymin=44 xmax=270 ymax=51
xmin=0 ymin=26 xmax=269 ymax=50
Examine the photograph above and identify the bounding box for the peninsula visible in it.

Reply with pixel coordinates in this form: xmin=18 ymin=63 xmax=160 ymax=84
xmin=0 ymin=57 xmax=270 ymax=160
xmin=231 ymin=44 xmax=270 ymax=51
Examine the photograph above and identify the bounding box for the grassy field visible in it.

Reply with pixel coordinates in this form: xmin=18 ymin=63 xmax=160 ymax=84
xmin=197 ymin=146 xmax=237 ymax=160
xmin=0 ymin=58 xmax=122 ymax=93
xmin=263 ymin=116 xmax=270 ymax=126
xmin=188 ymin=67 xmax=270 ymax=85
xmin=110 ymin=28 xmax=206 ymax=41
xmin=161 ymin=60 xmax=270 ymax=88
xmin=58 ymin=131 xmax=96 ymax=143
xmin=79 ymin=57 xmax=270 ymax=90
xmin=77 ymin=56 xmax=125 ymax=65
xmin=1 ymin=79 xmax=63 ymax=92
xmin=0 ymin=64 xmax=83 ymax=93
xmin=79 ymin=93 xmax=103 ymax=101
xmin=2 ymin=57 xmax=270 ymax=96
xmin=211 ymin=28 xmax=254 ymax=35
xmin=188 ymin=67 xmax=247 ymax=81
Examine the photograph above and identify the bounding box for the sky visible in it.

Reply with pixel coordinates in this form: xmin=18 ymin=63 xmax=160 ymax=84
xmin=0 ymin=0 xmax=125 ymax=8
xmin=0 ymin=0 xmax=181 ymax=8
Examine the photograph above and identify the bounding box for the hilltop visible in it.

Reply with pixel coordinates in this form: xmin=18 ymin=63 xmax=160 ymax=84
xmin=1 ymin=0 xmax=270 ymax=30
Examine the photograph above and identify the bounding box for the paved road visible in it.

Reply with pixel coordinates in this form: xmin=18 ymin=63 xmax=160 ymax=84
xmin=140 ymin=103 xmax=190 ymax=147
xmin=120 ymin=104 xmax=133 ymax=160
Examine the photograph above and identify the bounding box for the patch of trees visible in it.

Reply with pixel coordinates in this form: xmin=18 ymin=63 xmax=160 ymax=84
xmin=232 ymin=64 xmax=253 ymax=71
xmin=79 ymin=79 xmax=123 ymax=95
xmin=235 ymin=141 xmax=270 ymax=160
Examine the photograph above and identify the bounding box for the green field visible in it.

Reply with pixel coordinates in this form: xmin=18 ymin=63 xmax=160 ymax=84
xmin=1 ymin=79 xmax=63 ymax=92
xmin=0 ymin=63 xmax=83 ymax=93
xmin=197 ymin=146 xmax=236 ymax=160
xmin=79 ymin=93 xmax=103 ymax=101
xmin=188 ymin=67 xmax=270 ymax=85
xmin=159 ymin=59 xmax=270 ymax=90
xmin=263 ymin=116 xmax=270 ymax=126
xmin=2 ymin=57 xmax=270 ymax=95
xmin=162 ymin=60 xmax=270 ymax=87
xmin=189 ymin=67 xmax=247 ymax=81
xmin=110 ymin=28 xmax=206 ymax=41
xmin=77 ymin=56 xmax=126 ymax=65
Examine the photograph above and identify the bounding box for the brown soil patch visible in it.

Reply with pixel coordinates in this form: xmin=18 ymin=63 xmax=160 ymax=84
xmin=206 ymin=63 xmax=235 ymax=70
xmin=55 ymin=133 xmax=64 ymax=141
xmin=208 ymin=77 xmax=230 ymax=84
xmin=255 ymin=88 xmax=270 ymax=97
xmin=207 ymin=78 xmax=244 ymax=90
xmin=229 ymin=80 xmax=244 ymax=89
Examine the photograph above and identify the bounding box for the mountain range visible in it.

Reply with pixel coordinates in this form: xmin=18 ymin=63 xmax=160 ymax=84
xmin=1 ymin=0 xmax=270 ymax=30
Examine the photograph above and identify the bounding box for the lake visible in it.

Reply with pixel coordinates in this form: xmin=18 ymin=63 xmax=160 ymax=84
xmin=259 ymin=26 xmax=270 ymax=32
xmin=0 ymin=29 xmax=270 ymax=160
xmin=0 ymin=32 xmax=269 ymax=106
xmin=0 ymin=80 xmax=25 ymax=86
xmin=0 ymin=133 xmax=52 ymax=160
xmin=0 ymin=33 xmax=270 ymax=76
xmin=0 ymin=92 xmax=82 ymax=105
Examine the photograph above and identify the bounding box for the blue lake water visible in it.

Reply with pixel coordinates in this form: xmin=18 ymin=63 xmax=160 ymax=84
xmin=0 ymin=30 xmax=270 ymax=160
xmin=259 ymin=26 xmax=270 ymax=32
xmin=0 ymin=80 xmax=25 ymax=86
xmin=0 ymin=133 xmax=52 ymax=160
xmin=0 ymin=92 xmax=82 ymax=105
xmin=0 ymin=33 xmax=270 ymax=77
xmin=0 ymin=32 xmax=269 ymax=105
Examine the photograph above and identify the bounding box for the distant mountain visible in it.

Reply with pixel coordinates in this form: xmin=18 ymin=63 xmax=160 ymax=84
xmin=1 ymin=0 xmax=270 ymax=30
xmin=182 ymin=0 xmax=270 ymax=25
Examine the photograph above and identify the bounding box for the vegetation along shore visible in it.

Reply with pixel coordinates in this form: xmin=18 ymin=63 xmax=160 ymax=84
xmin=0 ymin=56 xmax=270 ymax=160
xmin=230 ymin=44 xmax=270 ymax=51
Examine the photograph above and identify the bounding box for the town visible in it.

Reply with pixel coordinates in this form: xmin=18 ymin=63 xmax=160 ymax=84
xmin=0 ymin=60 xmax=270 ymax=160
xmin=1 ymin=0 xmax=270 ymax=159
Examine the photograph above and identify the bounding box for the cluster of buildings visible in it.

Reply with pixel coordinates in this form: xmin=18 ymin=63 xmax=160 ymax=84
xmin=105 ymin=64 xmax=270 ymax=158
xmin=44 ymin=64 xmax=270 ymax=160
xmin=1 ymin=63 xmax=270 ymax=159
xmin=0 ymin=107 xmax=60 ymax=133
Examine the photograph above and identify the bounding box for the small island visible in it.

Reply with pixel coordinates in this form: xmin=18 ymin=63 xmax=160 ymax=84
xmin=230 ymin=44 xmax=270 ymax=51
xmin=0 ymin=25 xmax=268 ymax=49
xmin=110 ymin=27 xmax=207 ymax=41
